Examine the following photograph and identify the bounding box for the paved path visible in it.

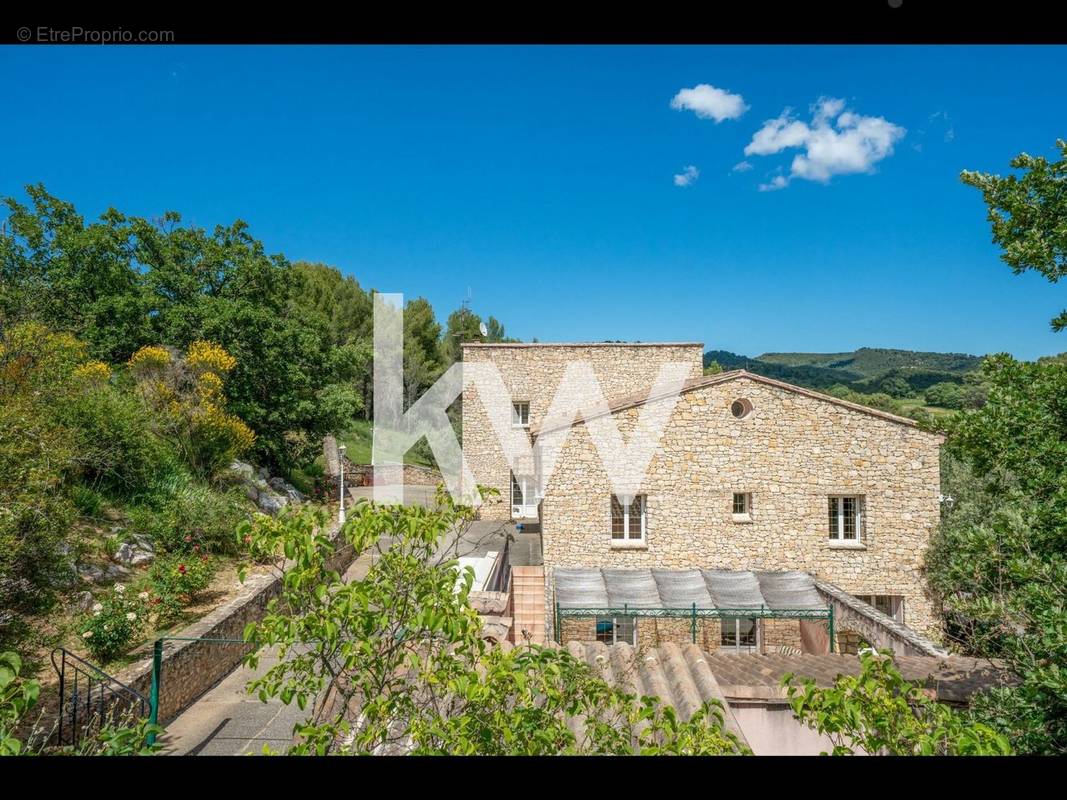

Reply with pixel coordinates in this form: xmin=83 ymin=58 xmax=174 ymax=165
xmin=160 ymin=535 xmax=378 ymax=755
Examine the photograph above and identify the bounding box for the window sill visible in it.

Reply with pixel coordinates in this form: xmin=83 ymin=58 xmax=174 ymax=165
xmin=828 ymin=541 xmax=867 ymax=550
xmin=610 ymin=540 xmax=648 ymax=550
xmin=731 ymin=514 xmax=753 ymax=524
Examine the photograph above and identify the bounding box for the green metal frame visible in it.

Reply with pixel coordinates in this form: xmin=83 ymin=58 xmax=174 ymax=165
xmin=554 ymin=601 xmax=835 ymax=652
xmin=146 ymin=636 xmax=252 ymax=746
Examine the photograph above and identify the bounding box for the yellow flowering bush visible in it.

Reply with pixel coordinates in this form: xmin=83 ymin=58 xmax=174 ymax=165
xmin=72 ymin=360 xmax=112 ymax=384
xmin=128 ymin=341 xmax=254 ymax=477
xmin=127 ymin=345 xmax=171 ymax=374
xmin=186 ymin=340 xmax=236 ymax=376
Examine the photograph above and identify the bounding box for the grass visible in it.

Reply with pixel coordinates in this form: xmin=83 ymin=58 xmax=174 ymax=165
xmin=896 ymin=397 xmax=959 ymax=420
xmin=335 ymin=420 xmax=436 ymax=467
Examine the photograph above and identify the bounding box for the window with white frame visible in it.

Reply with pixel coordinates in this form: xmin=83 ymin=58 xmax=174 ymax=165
xmin=511 ymin=401 xmax=530 ymax=428
xmin=855 ymin=594 xmax=904 ymax=624
xmin=720 ymin=616 xmax=759 ymax=653
xmin=611 ymin=494 xmax=646 ymax=542
xmin=732 ymin=492 xmax=752 ymax=516
xmin=828 ymin=495 xmax=864 ymax=542
xmin=595 ymin=616 xmax=637 ymax=646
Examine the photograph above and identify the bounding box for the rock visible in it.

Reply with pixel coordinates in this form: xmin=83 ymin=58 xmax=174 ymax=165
xmin=73 ymin=591 xmax=94 ymax=612
xmin=244 ymin=483 xmax=260 ymax=502
xmin=113 ymin=542 xmax=154 ymax=567
xmin=104 ymin=563 xmax=131 ymax=580
xmin=268 ymin=477 xmax=306 ymax=503
xmin=228 ymin=460 xmax=255 ymax=480
xmin=258 ymin=467 xmax=270 ymax=480
xmin=255 ymin=490 xmax=288 ymax=516
xmin=131 ymin=534 xmax=155 ymax=553
xmin=77 ymin=565 xmax=106 ymax=584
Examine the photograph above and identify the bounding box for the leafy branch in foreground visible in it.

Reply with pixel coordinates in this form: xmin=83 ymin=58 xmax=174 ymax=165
xmin=239 ymin=493 xmax=746 ymax=755
xmin=783 ymin=649 xmax=1012 ymax=755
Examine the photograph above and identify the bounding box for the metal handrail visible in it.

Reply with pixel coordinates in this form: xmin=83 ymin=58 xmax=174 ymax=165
xmin=50 ymin=647 xmax=150 ymax=748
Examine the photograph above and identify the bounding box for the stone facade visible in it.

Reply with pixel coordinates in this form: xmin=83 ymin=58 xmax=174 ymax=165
xmin=557 ymin=616 xmax=806 ymax=653
xmin=539 ymin=373 xmax=944 ymax=641
xmin=460 ymin=343 xmax=704 ymax=520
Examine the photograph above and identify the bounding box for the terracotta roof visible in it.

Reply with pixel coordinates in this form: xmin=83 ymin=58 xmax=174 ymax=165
xmin=702 ymin=652 xmax=1015 ymax=705
xmin=532 ymin=369 xmax=942 ymax=437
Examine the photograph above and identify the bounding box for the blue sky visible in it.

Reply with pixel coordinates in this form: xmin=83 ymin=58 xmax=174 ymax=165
xmin=2 ymin=45 xmax=1065 ymax=360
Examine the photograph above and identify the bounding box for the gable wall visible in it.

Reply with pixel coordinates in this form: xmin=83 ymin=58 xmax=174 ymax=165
xmin=540 ymin=376 xmax=943 ymax=640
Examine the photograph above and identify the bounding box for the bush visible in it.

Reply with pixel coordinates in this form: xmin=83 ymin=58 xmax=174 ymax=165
xmin=79 ymin=584 xmax=149 ymax=663
xmin=127 ymin=470 xmax=247 ymax=556
xmin=69 ymin=485 xmax=105 ymax=519
xmin=57 ymin=384 xmax=169 ymax=498
xmin=149 ymin=554 xmax=214 ymax=625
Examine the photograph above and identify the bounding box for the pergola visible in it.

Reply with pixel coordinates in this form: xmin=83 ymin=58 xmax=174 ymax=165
xmin=553 ymin=568 xmax=835 ymax=650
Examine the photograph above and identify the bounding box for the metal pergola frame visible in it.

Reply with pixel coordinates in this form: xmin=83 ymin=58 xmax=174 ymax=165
xmin=554 ymin=602 xmax=835 ymax=651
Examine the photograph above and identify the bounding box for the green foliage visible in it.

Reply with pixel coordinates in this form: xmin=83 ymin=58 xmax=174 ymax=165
xmin=926 ymin=354 xmax=1067 ymax=753
xmin=240 ymin=498 xmax=745 ymax=755
xmin=78 ymin=584 xmax=149 ymax=663
xmin=703 ymin=360 xmax=723 ymax=375
xmin=783 ymin=650 xmax=1012 ymax=755
xmin=961 ymin=139 xmax=1067 ymax=331
xmin=149 ymin=553 xmax=215 ymax=626
xmin=1 ymin=651 xmax=40 ymax=755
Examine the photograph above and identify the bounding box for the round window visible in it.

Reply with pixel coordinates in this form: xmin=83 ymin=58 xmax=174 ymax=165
xmin=731 ymin=398 xmax=753 ymax=419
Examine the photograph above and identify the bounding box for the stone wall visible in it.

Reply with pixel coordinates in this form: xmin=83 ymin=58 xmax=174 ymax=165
xmin=556 ymin=616 xmax=807 ymax=653
xmin=461 ymin=343 xmax=704 ymax=520
xmin=111 ymin=517 xmax=352 ymax=725
xmin=540 ymin=375 xmax=944 ymax=641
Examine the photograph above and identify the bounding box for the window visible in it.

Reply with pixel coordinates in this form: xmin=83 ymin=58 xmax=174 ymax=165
xmin=720 ymin=617 xmax=758 ymax=653
xmin=730 ymin=398 xmax=753 ymax=419
xmin=511 ymin=472 xmax=538 ymax=519
xmin=828 ymin=496 xmax=864 ymax=542
xmin=511 ymin=401 xmax=530 ymax=428
xmin=611 ymin=494 xmax=646 ymax=542
xmin=855 ymin=595 xmax=904 ymax=624
xmin=732 ymin=492 xmax=752 ymax=516
xmin=595 ymin=616 xmax=637 ymax=646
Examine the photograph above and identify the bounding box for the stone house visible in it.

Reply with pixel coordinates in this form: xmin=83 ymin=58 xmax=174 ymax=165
xmin=459 ymin=342 xmax=945 ymax=652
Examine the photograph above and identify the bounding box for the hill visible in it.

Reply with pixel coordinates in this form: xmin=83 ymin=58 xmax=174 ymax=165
xmin=703 ymin=347 xmax=984 ymax=395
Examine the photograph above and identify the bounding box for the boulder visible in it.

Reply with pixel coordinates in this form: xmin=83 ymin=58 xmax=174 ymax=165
xmin=268 ymin=477 xmax=306 ymax=503
xmin=228 ymin=460 xmax=255 ymax=480
xmin=258 ymin=467 xmax=270 ymax=480
xmin=77 ymin=565 xmax=106 ymax=584
xmin=72 ymin=591 xmax=95 ymax=612
xmin=113 ymin=541 xmax=155 ymax=567
xmin=256 ymin=490 xmax=288 ymax=516
xmin=104 ymin=563 xmax=131 ymax=580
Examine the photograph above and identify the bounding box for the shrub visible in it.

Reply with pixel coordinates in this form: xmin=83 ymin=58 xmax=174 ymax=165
xmin=79 ymin=584 xmax=149 ymax=663
xmin=149 ymin=554 xmax=214 ymax=626
xmin=69 ymin=485 xmax=105 ymax=519
xmin=128 ymin=478 xmax=246 ymax=555
xmin=128 ymin=341 xmax=255 ymax=478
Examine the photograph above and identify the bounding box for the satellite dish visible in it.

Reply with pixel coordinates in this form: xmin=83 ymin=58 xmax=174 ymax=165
xmin=479 ymin=322 xmax=488 ymax=337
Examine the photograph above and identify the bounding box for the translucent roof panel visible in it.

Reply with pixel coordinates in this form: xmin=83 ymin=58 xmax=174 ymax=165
xmin=554 ymin=568 xmax=609 ymax=608
xmin=756 ymin=571 xmax=827 ymax=610
xmin=652 ymin=569 xmax=714 ymax=607
xmin=553 ymin=568 xmax=827 ymax=612
xmin=603 ymin=569 xmax=661 ymax=608
xmin=703 ymin=569 xmax=767 ymax=609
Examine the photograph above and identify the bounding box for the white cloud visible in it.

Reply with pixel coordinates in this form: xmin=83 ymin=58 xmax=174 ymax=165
xmin=670 ymin=84 xmax=749 ymax=123
xmin=743 ymin=97 xmax=905 ymax=187
xmin=673 ymin=165 xmax=700 ymax=187
xmin=758 ymin=175 xmax=789 ymax=192
xmin=731 ymin=160 xmax=753 ymax=172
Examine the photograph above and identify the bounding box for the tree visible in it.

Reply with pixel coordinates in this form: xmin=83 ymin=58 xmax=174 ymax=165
xmin=924 ymin=381 xmax=964 ymax=409
xmin=926 ymin=354 xmax=1067 ymax=753
xmin=704 ymin=360 xmax=723 ymax=376
xmin=961 ymin=139 xmax=1067 ymax=331
xmin=783 ymin=649 xmax=1011 ymax=755
xmin=441 ymin=306 xmax=484 ymax=364
xmin=238 ymin=497 xmax=747 ymax=755
xmin=878 ymin=375 xmax=912 ymax=398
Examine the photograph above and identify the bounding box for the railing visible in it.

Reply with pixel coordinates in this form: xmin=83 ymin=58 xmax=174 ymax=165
xmin=50 ymin=648 xmax=149 ymax=748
